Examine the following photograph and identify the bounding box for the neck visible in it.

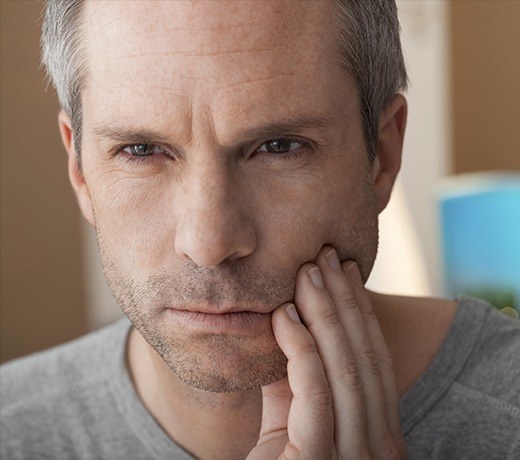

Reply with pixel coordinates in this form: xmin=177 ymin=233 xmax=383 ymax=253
xmin=127 ymin=328 xmax=262 ymax=460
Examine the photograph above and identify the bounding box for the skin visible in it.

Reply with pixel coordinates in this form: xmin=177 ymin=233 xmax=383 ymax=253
xmin=58 ymin=1 xmax=458 ymax=458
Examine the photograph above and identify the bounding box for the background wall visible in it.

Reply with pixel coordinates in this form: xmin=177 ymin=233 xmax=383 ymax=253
xmin=450 ymin=0 xmax=520 ymax=173
xmin=1 ymin=0 xmax=87 ymax=363
xmin=1 ymin=0 xmax=519 ymax=363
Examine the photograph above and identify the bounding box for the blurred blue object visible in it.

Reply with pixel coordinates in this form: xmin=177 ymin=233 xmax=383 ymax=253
xmin=438 ymin=173 xmax=520 ymax=313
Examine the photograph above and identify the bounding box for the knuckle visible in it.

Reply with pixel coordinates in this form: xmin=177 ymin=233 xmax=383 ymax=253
xmin=311 ymin=385 xmax=333 ymax=407
xmin=294 ymin=377 xmax=333 ymax=407
xmin=362 ymin=349 xmax=380 ymax=376
xmin=307 ymin=305 xmax=342 ymax=333
xmin=320 ymin=305 xmax=342 ymax=327
xmin=338 ymin=358 xmax=363 ymax=391
xmin=338 ymin=289 xmax=358 ymax=310
xmin=377 ymin=341 xmax=396 ymax=371
xmin=297 ymin=341 xmax=320 ymax=358
xmin=305 ymin=303 xmax=342 ymax=335
xmin=384 ymin=350 xmax=396 ymax=372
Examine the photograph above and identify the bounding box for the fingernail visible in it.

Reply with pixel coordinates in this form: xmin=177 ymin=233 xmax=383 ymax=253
xmin=285 ymin=304 xmax=301 ymax=323
xmin=308 ymin=266 xmax=324 ymax=288
xmin=325 ymin=249 xmax=342 ymax=274
xmin=347 ymin=261 xmax=363 ymax=287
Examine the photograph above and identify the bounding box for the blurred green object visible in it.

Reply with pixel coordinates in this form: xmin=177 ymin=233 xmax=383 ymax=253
xmin=462 ymin=287 xmax=519 ymax=318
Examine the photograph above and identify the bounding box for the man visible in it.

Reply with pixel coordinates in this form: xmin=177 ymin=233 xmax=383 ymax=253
xmin=1 ymin=0 xmax=518 ymax=459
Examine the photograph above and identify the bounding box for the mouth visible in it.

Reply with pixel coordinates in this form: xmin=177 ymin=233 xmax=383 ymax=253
xmin=165 ymin=308 xmax=273 ymax=333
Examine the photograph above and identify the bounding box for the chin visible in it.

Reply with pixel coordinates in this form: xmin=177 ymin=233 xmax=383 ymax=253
xmin=142 ymin=325 xmax=288 ymax=393
xmin=171 ymin=350 xmax=288 ymax=393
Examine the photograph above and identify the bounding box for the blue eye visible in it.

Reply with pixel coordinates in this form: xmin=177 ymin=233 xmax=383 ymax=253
xmin=257 ymin=138 xmax=304 ymax=155
xmin=123 ymin=144 xmax=162 ymax=157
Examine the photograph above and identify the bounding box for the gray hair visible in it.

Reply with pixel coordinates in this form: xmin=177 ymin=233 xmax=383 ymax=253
xmin=336 ymin=0 xmax=408 ymax=160
xmin=41 ymin=0 xmax=86 ymax=160
xmin=41 ymin=0 xmax=407 ymax=162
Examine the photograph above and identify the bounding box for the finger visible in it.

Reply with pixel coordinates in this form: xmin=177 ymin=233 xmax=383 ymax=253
xmin=271 ymin=302 xmax=335 ymax=458
xmin=250 ymin=360 xmax=291 ymax=460
xmin=258 ymin=377 xmax=292 ymax=439
xmin=293 ymin=262 xmax=369 ymax=457
xmin=344 ymin=261 xmax=403 ymax=444
xmin=313 ymin=247 xmax=391 ymax=456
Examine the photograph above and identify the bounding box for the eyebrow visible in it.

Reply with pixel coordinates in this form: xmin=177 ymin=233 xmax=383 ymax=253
xmin=92 ymin=126 xmax=172 ymax=145
xmin=237 ymin=114 xmax=335 ymax=142
xmin=92 ymin=114 xmax=335 ymax=146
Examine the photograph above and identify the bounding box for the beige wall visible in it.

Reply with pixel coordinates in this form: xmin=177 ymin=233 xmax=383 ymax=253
xmin=450 ymin=0 xmax=520 ymax=172
xmin=0 ymin=1 xmax=87 ymax=363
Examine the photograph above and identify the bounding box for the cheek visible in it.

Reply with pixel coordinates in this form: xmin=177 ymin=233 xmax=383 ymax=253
xmin=328 ymin=184 xmax=379 ymax=277
xmin=258 ymin=172 xmax=375 ymax=269
xmin=88 ymin=175 xmax=176 ymax=271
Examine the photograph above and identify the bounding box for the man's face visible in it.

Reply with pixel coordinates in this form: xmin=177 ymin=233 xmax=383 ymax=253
xmin=76 ymin=0 xmax=382 ymax=392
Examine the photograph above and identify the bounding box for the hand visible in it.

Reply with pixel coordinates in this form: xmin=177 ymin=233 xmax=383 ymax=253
xmin=247 ymin=246 xmax=407 ymax=459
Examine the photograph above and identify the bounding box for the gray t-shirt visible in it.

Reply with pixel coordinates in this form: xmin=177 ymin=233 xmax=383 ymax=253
xmin=1 ymin=297 xmax=519 ymax=459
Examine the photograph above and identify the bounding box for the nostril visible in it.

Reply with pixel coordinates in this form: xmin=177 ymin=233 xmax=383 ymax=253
xmin=174 ymin=217 xmax=257 ymax=268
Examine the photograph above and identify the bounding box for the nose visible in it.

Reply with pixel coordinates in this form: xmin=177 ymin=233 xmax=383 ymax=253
xmin=174 ymin=161 xmax=257 ymax=267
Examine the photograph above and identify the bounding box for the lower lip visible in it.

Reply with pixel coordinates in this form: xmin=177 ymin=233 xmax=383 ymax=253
xmin=166 ymin=309 xmax=270 ymax=333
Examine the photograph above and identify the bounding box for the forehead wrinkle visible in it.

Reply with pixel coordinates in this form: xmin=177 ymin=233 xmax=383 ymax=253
xmin=157 ymin=20 xmax=264 ymax=33
xmin=83 ymin=86 xmax=189 ymax=139
xmin=114 ymin=44 xmax=287 ymax=60
xmin=84 ymin=0 xmax=334 ymax=87
xmin=93 ymin=84 xmax=186 ymax=100
xmin=85 ymin=1 xmax=327 ymax=61
xmin=215 ymin=72 xmax=297 ymax=93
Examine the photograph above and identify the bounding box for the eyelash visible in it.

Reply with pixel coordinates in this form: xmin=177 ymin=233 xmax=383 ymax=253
xmin=255 ymin=137 xmax=310 ymax=160
xmin=118 ymin=144 xmax=164 ymax=164
xmin=116 ymin=137 xmax=311 ymax=165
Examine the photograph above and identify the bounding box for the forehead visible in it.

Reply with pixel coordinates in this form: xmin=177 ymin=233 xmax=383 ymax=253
xmin=81 ymin=0 xmax=355 ymax=136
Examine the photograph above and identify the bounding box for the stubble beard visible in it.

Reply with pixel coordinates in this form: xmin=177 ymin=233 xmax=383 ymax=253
xmin=96 ymin=234 xmax=291 ymax=393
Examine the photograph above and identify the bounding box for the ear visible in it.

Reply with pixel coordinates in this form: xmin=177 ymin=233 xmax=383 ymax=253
xmin=371 ymin=94 xmax=407 ymax=213
xmin=58 ymin=110 xmax=95 ymax=227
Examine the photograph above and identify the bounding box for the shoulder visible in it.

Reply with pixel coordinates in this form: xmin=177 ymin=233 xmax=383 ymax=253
xmin=456 ymin=297 xmax=520 ymax=407
xmin=0 ymin=319 xmax=132 ymax=458
xmin=439 ymin=298 xmax=520 ymax=459
xmin=401 ymin=297 xmax=520 ymax=459
xmin=0 ymin=318 xmax=130 ymax=415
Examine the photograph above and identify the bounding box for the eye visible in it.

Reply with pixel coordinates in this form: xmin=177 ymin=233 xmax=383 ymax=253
xmin=257 ymin=138 xmax=305 ymax=156
xmin=123 ymin=144 xmax=163 ymax=157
